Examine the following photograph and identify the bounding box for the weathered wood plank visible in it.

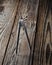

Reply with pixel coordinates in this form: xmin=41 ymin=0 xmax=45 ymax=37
xmin=33 ymin=0 xmax=52 ymax=65
xmin=2 ymin=0 xmax=39 ymax=65
xmin=0 ymin=0 xmax=19 ymax=65
xmin=0 ymin=0 xmax=52 ymax=65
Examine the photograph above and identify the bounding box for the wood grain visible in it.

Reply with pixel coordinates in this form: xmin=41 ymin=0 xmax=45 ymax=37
xmin=2 ymin=0 xmax=39 ymax=65
xmin=33 ymin=0 xmax=52 ymax=65
xmin=0 ymin=0 xmax=52 ymax=65
xmin=0 ymin=0 xmax=19 ymax=65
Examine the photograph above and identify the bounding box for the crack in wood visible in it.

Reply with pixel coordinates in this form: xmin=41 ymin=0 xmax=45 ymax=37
xmin=46 ymin=44 xmax=50 ymax=64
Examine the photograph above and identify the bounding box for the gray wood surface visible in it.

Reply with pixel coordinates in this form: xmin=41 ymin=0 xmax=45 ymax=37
xmin=0 ymin=0 xmax=52 ymax=65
